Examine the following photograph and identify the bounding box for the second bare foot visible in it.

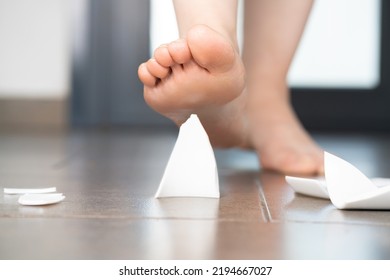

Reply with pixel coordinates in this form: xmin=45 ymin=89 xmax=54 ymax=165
xmin=247 ymin=84 xmax=324 ymax=175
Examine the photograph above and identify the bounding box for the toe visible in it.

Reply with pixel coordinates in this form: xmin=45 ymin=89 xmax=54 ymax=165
xmin=154 ymin=45 xmax=174 ymax=67
xmin=146 ymin=58 xmax=171 ymax=79
xmin=168 ymin=39 xmax=192 ymax=64
xmin=138 ymin=63 xmax=157 ymax=87
xmin=260 ymin=148 xmax=324 ymax=176
xmin=279 ymin=152 xmax=323 ymax=175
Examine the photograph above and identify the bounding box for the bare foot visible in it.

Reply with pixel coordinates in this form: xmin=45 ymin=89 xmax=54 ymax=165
xmin=247 ymin=83 xmax=324 ymax=175
xmin=138 ymin=24 xmax=247 ymax=148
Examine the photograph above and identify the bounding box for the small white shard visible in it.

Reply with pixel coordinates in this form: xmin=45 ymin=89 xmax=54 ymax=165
xmin=3 ymin=187 xmax=57 ymax=195
xmin=155 ymin=114 xmax=220 ymax=198
xmin=18 ymin=193 xmax=65 ymax=206
xmin=286 ymin=152 xmax=390 ymax=210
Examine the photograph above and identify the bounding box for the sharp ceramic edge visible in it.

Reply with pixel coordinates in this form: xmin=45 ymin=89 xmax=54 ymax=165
xmin=324 ymin=152 xmax=390 ymax=209
xmin=155 ymin=114 xmax=220 ymax=198
xmin=285 ymin=152 xmax=390 ymax=210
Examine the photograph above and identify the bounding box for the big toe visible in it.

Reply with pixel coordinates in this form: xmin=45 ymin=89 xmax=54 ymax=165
xmin=186 ymin=24 xmax=237 ymax=73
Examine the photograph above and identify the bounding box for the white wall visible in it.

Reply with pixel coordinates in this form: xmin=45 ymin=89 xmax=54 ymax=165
xmin=150 ymin=0 xmax=381 ymax=89
xmin=0 ymin=0 xmax=70 ymax=98
xmin=288 ymin=0 xmax=381 ymax=89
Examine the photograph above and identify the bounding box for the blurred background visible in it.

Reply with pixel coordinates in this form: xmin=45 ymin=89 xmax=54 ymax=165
xmin=0 ymin=0 xmax=386 ymax=131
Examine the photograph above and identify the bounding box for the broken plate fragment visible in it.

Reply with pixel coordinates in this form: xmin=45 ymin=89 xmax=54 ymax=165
xmin=286 ymin=152 xmax=390 ymax=210
xmin=285 ymin=176 xmax=329 ymax=199
xmin=18 ymin=193 xmax=65 ymax=206
xmin=155 ymin=114 xmax=219 ymax=198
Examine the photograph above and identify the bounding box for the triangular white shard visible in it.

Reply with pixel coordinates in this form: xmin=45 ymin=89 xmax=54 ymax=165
xmin=286 ymin=152 xmax=390 ymax=210
xmin=155 ymin=114 xmax=220 ymax=198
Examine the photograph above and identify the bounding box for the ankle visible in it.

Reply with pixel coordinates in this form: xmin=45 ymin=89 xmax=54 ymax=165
xmin=247 ymin=79 xmax=290 ymax=104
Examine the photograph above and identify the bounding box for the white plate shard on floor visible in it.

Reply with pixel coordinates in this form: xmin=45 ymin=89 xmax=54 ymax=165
xmin=286 ymin=151 xmax=390 ymax=210
xmin=3 ymin=187 xmax=57 ymax=195
xmin=325 ymin=152 xmax=390 ymax=209
xmin=155 ymin=114 xmax=220 ymax=198
xmin=285 ymin=176 xmax=329 ymax=199
xmin=18 ymin=193 xmax=65 ymax=206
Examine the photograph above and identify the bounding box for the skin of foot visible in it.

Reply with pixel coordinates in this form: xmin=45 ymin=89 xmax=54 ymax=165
xmin=138 ymin=24 xmax=323 ymax=175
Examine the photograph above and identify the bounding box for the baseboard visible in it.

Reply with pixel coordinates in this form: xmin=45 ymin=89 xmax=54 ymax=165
xmin=0 ymin=98 xmax=68 ymax=129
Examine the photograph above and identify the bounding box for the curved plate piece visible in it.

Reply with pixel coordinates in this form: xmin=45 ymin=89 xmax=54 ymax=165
xmin=155 ymin=114 xmax=220 ymax=198
xmin=285 ymin=176 xmax=329 ymax=199
xmin=286 ymin=152 xmax=390 ymax=210
xmin=18 ymin=193 xmax=65 ymax=206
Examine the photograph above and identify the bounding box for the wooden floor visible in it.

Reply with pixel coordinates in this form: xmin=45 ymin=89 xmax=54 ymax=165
xmin=1 ymin=128 xmax=390 ymax=259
